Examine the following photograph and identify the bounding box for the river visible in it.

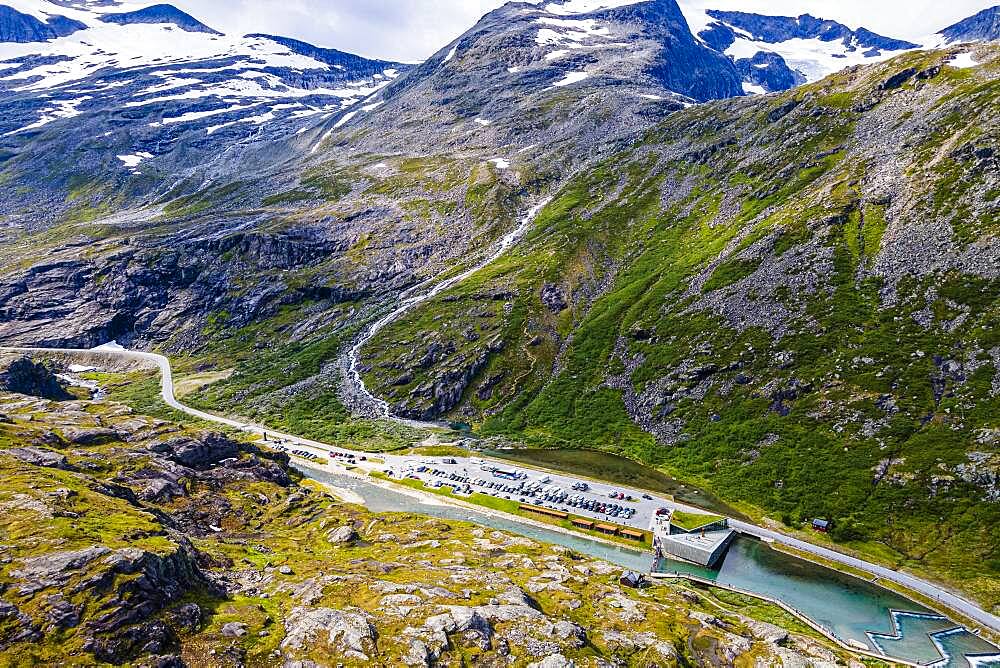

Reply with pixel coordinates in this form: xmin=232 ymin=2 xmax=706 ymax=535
xmin=299 ymin=465 xmax=1000 ymax=668
xmin=344 ymin=197 xmax=552 ymax=420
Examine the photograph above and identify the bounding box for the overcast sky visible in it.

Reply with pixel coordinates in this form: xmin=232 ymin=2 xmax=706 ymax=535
xmin=170 ymin=0 xmax=996 ymax=62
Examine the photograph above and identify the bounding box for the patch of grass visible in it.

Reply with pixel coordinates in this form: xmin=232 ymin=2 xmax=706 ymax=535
xmin=669 ymin=511 xmax=725 ymax=532
xmin=703 ymin=258 xmax=761 ymax=292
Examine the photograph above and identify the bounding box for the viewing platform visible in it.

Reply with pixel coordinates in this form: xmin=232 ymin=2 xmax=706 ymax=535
xmin=653 ymin=510 xmax=735 ymax=568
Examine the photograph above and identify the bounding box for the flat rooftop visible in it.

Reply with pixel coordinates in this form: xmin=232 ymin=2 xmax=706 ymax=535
xmin=658 ymin=528 xmax=735 ymax=567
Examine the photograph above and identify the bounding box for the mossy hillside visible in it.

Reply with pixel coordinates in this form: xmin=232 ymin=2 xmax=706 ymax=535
xmin=358 ymin=48 xmax=1000 ymax=607
xmin=160 ymin=150 xmax=545 ymax=435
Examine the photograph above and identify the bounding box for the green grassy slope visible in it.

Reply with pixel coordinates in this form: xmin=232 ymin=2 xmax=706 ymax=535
xmin=358 ymin=47 xmax=1000 ymax=608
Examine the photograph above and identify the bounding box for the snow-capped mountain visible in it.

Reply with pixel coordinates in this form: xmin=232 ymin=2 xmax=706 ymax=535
xmin=301 ymin=0 xmax=744 ymax=178
xmin=0 ymin=0 xmax=996 ymax=232
xmin=683 ymin=8 xmax=920 ymax=93
xmin=0 ymin=1 xmax=409 ymax=143
xmin=937 ymin=5 xmax=1000 ymax=44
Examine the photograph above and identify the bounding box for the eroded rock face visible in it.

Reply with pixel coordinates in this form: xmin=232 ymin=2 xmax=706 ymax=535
xmin=540 ymin=284 xmax=569 ymax=313
xmin=0 ymin=356 xmax=72 ymax=401
xmin=147 ymin=433 xmax=240 ymax=470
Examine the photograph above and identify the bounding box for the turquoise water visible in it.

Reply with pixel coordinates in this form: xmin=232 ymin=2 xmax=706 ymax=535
xmin=300 ymin=466 xmax=1000 ymax=667
xmin=868 ymin=612 xmax=1000 ymax=667
xmin=657 ymin=540 xmax=998 ymax=666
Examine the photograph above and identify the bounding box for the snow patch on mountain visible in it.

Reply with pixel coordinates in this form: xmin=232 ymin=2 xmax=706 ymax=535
xmin=723 ymin=34 xmax=905 ymax=82
xmin=680 ymin=7 xmax=920 ymax=89
xmin=948 ymin=51 xmax=980 ymax=68
xmin=117 ymin=151 xmax=153 ymax=168
xmin=2 ymin=94 xmax=88 ymax=135
xmin=0 ymin=1 xmax=411 ymax=148
xmin=550 ymin=70 xmax=589 ymax=87
xmin=541 ymin=0 xmax=651 ymax=15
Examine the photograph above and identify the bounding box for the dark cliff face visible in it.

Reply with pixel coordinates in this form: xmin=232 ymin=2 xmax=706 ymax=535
xmin=0 ymin=5 xmax=85 ymax=42
xmin=735 ymin=51 xmax=805 ymax=92
xmin=0 ymin=228 xmax=356 ymax=350
xmin=939 ymin=5 xmax=1000 ymax=43
xmin=98 ymin=4 xmax=222 ymax=35
xmin=596 ymin=0 xmax=745 ymax=102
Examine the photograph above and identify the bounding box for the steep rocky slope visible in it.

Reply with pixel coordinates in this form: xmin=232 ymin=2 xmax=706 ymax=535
xmin=355 ymin=44 xmax=1000 ymax=607
xmin=0 ymin=365 xmax=867 ymax=667
xmin=939 ymin=5 xmax=1000 ymax=43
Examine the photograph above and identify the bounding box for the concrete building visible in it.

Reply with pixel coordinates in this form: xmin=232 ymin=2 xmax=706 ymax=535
xmin=653 ymin=512 xmax=736 ymax=568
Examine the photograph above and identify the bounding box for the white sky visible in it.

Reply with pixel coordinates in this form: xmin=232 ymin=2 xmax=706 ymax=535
xmin=168 ymin=0 xmax=996 ymax=62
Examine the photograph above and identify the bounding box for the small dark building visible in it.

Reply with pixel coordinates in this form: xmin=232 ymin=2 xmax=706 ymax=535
xmin=620 ymin=571 xmax=645 ymax=588
xmin=812 ymin=518 xmax=830 ymax=533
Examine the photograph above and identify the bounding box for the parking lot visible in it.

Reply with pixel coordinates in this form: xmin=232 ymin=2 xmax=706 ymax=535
xmin=269 ymin=439 xmax=705 ymax=535
xmin=385 ymin=459 xmax=661 ymax=527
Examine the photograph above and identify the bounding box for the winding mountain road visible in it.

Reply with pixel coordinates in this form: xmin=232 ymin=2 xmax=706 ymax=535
xmin=2 ymin=343 xmax=999 ymax=638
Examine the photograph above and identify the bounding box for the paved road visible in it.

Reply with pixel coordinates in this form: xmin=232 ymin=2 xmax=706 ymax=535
xmin=4 ymin=344 xmax=1000 ymax=635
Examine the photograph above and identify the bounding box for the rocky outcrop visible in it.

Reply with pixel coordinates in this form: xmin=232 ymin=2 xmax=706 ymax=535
xmin=0 ymin=355 xmax=72 ymax=401
xmin=4 ymin=446 xmax=70 ymax=470
xmin=281 ymin=607 xmax=378 ymax=661
xmin=147 ymin=433 xmax=240 ymax=470
xmin=396 ymin=351 xmax=491 ymax=420
xmin=60 ymin=426 xmax=120 ymax=445
xmin=540 ymin=284 xmax=569 ymax=313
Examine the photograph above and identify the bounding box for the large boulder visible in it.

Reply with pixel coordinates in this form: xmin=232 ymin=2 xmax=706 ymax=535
xmin=326 ymin=525 xmax=359 ymax=545
xmin=60 ymin=426 xmax=120 ymax=446
xmin=0 ymin=355 xmax=73 ymax=401
xmin=148 ymin=433 xmax=239 ymax=469
xmin=281 ymin=607 xmax=378 ymax=661
xmin=4 ymin=446 xmax=70 ymax=470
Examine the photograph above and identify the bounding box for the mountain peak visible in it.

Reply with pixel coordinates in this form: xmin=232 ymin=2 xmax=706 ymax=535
xmin=938 ymin=5 xmax=1000 ymax=43
xmin=98 ymin=3 xmax=221 ymax=35
xmin=0 ymin=4 xmax=86 ymax=42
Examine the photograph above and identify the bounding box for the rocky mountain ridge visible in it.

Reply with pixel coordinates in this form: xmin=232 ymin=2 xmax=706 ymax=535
xmin=0 ymin=4 xmax=84 ymax=41
xmin=939 ymin=5 xmax=1000 ymax=43
xmin=97 ymin=3 xmax=221 ymax=34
